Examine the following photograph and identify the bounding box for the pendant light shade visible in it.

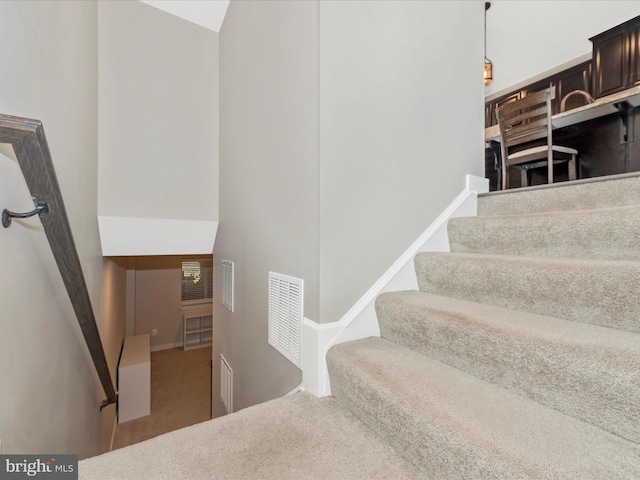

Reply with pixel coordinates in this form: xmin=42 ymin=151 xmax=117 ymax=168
xmin=484 ymin=59 xmax=493 ymax=86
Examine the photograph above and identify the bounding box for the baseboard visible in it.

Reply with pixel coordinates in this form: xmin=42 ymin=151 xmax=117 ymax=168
xmin=302 ymin=319 xmax=343 ymax=397
xmin=334 ymin=174 xmax=488 ymax=339
xmin=109 ymin=413 xmax=117 ymax=452
xmin=301 ymin=174 xmax=489 ymax=397
xmin=151 ymin=342 xmax=183 ymax=352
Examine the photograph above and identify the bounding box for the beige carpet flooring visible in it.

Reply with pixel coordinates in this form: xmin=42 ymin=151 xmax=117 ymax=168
xmin=81 ymin=392 xmax=423 ymax=480
xmin=112 ymin=346 xmax=212 ymax=450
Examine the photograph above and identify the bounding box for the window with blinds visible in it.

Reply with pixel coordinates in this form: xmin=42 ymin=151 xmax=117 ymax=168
xmin=181 ymin=258 xmax=213 ymax=304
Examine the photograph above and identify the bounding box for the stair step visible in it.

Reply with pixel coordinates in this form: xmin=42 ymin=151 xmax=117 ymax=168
xmin=477 ymin=173 xmax=640 ymax=216
xmin=448 ymin=204 xmax=640 ymax=261
xmin=79 ymin=392 xmax=424 ymax=479
xmin=327 ymin=337 xmax=640 ymax=479
xmin=414 ymin=252 xmax=640 ymax=334
xmin=376 ymin=290 xmax=640 ymax=443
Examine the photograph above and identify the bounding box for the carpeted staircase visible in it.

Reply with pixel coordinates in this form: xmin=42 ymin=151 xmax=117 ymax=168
xmin=328 ymin=173 xmax=640 ymax=478
xmin=80 ymin=174 xmax=640 ymax=479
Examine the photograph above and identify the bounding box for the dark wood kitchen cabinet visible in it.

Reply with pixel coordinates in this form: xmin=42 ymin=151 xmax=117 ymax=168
xmin=629 ymin=20 xmax=640 ymax=85
xmin=591 ymin=15 xmax=640 ymax=98
xmin=555 ymin=61 xmax=592 ymax=111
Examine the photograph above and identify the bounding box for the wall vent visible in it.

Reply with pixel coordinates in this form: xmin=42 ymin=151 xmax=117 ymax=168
xmin=268 ymin=272 xmax=303 ymax=368
xmin=220 ymin=354 xmax=233 ymax=414
xmin=221 ymin=260 xmax=234 ymax=312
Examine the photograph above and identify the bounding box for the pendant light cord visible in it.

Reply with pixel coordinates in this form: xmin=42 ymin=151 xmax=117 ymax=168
xmin=485 ymin=2 xmax=491 ymax=62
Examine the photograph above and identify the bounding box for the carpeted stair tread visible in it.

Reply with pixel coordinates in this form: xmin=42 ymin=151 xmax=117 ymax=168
xmin=448 ymin=204 xmax=640 ymax=260
xmin=477 ymin=173 xmax=640 ymax=216
xmin=414 ymin=251 xmax=640 ymax=333
xmin=79 ymin=392 xmax=423 ymax=480
xmin=327 ymin=337 xmax=640 ymax=480
xmin=376 ymin=290 xmax=640 ymax=443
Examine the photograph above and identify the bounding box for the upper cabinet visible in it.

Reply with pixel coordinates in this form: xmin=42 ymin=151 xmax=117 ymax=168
xmin=591 ymin=16 xmax=640 ymax=98
xmin=630 ymin=20 xmax=640 ymax=86
xmin=555 ymin=61 xmax=592 ymax=111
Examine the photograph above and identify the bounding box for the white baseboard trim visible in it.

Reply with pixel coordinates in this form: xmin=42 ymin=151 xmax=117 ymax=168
xmin=301 ymin=174 xmax=489 ymax=397
xmin=151 ymin=342 xmax=183 ymax=352
xmin=302 ymin=318 xmax=343 ymax=397
xmin=109 ymin=413 xmax=117 ymax=452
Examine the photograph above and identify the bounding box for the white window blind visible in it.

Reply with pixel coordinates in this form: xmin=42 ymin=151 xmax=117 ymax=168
xmin=181 ymin=258 xmax=213 ymax=303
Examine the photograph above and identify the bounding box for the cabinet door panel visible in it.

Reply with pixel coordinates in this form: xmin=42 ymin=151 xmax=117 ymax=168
xmin=522 ymin=81 xmax=554 ymax=99
xmin=593 ymin=30 xmax=629 ymax=98
xmin=629 ymin=22 xmax=640 ymax=86
xmin=556 ymin=62 xmax=592 ymax=113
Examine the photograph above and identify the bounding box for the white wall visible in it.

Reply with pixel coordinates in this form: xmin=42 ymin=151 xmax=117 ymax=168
xmin=214 ymin=0 xmax=320 ymax=416
xmin=214 ymin=0 xmax=483 ymax=416
xmin=485 ymin=1 xmax=640 ymax=96
xmin=98 ymin=0 xmax=219 ymax=222
xmin=125 ymin=256 xmax=214 ymax=350
xmin=132 ymin=256 xmax=183 ymax=350
xmin=0 ymin=1 xmax=126 ymax=458
xmin=318 ymin=0 xmax=484 ymax=323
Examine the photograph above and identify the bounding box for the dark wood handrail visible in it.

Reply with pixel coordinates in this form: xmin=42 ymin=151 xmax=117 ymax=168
xmin=0 ymin=113 xmax=116 ymax=409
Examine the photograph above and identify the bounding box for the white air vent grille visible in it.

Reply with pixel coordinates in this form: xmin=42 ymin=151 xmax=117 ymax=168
xmin=220 ymin=354 xmax=233 ymax=414
xmin=268 ymin=272 xmax=303 ymax=368
xmin=221 ymin=260 xmax=234 ymax=312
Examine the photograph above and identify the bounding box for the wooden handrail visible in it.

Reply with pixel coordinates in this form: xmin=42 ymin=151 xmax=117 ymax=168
xmin=0 ymin=113 xmax=116 ymax=409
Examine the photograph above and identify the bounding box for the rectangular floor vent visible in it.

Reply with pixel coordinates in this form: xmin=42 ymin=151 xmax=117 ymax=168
xmin=220 ymin=354 xmax=233 ymax=414
xmin=221 ymin=260 xmax=234 ymax=312
xmin=268 ymin=272 xmax=303 ymax=368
